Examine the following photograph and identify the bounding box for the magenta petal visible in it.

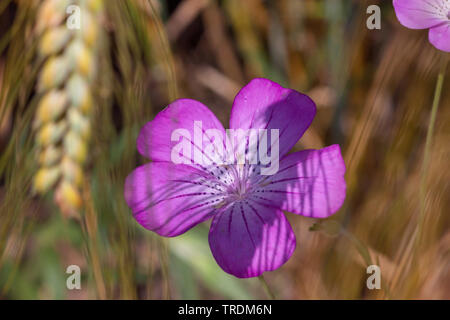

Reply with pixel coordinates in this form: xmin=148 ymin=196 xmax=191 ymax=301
xmin=208 ymin=201 xmax=296 ymax=278
xmin=429 ymin=23 xmax=450 ymax=52
xmin=124 ymin=162 xmax=223 ymax=237
xmin=137 ymin=99 xmax=226 ymax=164
xmin=251 ymin=145 xmax=346 ymax=218
xmin=229 ymin=78 xmax=316 ymax=158
xmin=393 ymin=0 xmax=448 ymax=29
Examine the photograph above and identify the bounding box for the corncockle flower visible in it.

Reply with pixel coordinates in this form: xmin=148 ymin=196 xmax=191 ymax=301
xmin=124 ymin=78 xmax=346 ymax=278
xmin=393 ymin=0 xmax=450 ymax=52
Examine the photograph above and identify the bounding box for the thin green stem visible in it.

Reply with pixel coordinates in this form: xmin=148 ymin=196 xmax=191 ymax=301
xmin=416 ymin=56 xmax=448 ymax=252
xmin=258 ymin=274 xmax=276 ymax=300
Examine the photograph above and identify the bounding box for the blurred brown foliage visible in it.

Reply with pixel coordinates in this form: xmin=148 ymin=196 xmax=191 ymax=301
xmin=0 ymin=0 xmax=448 ymax=299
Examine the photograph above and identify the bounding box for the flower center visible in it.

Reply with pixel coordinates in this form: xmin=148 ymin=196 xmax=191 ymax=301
xmin=219 ymin=163 xmax=256 ymax=203
xmin=228 ymin=176 xmax=249 ymax=200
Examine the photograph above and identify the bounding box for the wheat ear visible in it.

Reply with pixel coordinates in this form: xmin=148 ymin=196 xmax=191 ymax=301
xmin=33 ymin=0 xmax=103 ymax=218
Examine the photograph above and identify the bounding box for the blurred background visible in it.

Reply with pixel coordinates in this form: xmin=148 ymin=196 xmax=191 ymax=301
xmin=0 ymin=0 xmax=449 ymax=299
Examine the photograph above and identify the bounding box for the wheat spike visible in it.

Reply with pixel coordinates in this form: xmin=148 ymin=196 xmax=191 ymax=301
xmin=33 ymin=0 xmax=103 ymax=218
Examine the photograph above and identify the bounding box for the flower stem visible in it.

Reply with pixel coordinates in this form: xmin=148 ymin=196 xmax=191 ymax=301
xmin=416 ymin=56 xmax=448 ymax=251
xmin=258 ymin=274 xmax=276 ymax=300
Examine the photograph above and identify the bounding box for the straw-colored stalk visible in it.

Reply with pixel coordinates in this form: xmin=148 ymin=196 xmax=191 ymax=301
xmin=33 ymin=0 xmax=102 ymax=218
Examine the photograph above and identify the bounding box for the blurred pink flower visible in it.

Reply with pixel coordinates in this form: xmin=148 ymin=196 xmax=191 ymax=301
xmin=393 ymin=0 xmax=450 ymax=52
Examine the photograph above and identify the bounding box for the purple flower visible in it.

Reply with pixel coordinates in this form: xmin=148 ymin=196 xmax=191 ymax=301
xmin=393 ymin=0 xmax=450 ymax=52
xmin=124 ymin=78 xmax=346 ymax=278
